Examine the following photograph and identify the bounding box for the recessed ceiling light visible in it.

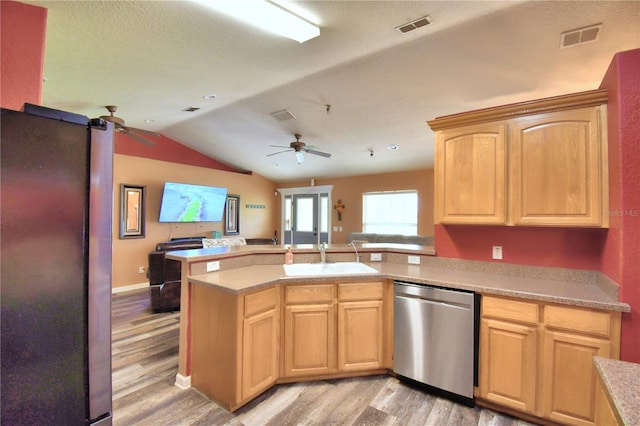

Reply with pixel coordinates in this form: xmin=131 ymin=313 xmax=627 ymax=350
xmin=144 ymin=119 xmax=155 ymax=123
xmin=202 ymin=94 xmax=217 ymax=99
xmin=387 ymin=144 xmax=399 ymax=150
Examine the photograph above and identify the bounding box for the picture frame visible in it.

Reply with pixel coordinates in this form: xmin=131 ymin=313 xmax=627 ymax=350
xmin=225 ymin=194 xmax=240 ymax=235
xmin=120 ymin=184 xmax=146 ymax=239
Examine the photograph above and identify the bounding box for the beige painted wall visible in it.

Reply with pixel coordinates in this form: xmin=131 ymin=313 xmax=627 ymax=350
xmin=113 ymin=154 xmax=278 ymax=288
xmin=277 ymin=169 xmax=434 ymax=244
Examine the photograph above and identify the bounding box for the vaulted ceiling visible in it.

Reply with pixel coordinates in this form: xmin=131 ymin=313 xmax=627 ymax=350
xmin=25 ymin=1 xmax=640 ymax=182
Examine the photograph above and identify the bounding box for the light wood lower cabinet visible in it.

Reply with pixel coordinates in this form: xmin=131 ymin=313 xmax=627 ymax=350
xmin=338 ymin=282 xmax=384 ymax=372
xmin=282 ymin=281 xmax=385 ymax=377
xmin=595 ymin=373 xmax=621 ymax=426
xmin=540 ymin=304 xmax=620 ymax=426
xmin=479 ymin=295 xmax=621 ymax=426
xmin=479 ymin=317 xmax=538 ymax=413
xmin=242 ymin=289 xmax=279 ymax=400
xmin=190 ymin=284 xmax=279 ymax=411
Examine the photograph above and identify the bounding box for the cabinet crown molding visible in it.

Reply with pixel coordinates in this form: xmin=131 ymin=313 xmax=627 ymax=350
xmin=427 ymin=89 xmax=608 ymax=131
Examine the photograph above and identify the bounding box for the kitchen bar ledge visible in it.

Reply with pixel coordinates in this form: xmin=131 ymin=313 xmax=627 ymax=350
xmin=186 ymin=261 xmax=630 ymax=312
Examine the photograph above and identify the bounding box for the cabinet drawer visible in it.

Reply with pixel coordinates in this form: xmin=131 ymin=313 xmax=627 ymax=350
xmin=482 ymin=295 xmax=539 ymax=325
xmin=285 ymin=284 xmax=334 ymax=305
xmin=544 ymin=304 xmax=612 ymax=338
xmin=338 ymin=282 xmax=383 ymax=301
xmin=244 ymin=286 xmax=278 ymax=317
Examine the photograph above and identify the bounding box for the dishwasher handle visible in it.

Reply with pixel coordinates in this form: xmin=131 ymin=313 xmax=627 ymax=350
xmin=394 ymin=293 xmax=471 ymax=311
xmin=394 ymin=281 xmax=475 ymax=307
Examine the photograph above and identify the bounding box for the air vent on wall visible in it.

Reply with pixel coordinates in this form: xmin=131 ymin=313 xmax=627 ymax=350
xmin=270 ymin=109 xmax=297 ymax=121
xmin=183 ymin=106 xmax=200 ymax=112
xmin=560 ymin=24 xmax=602 ymax=48
xmin=396 ymin=16 xmax=432 ymax=34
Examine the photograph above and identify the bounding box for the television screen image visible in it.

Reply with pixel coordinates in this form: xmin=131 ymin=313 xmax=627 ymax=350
xmin=158 ymin=182 xmax=228 ymax=222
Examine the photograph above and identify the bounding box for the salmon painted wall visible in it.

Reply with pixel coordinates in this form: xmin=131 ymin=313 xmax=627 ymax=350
xmin=0 ymin=1 xmax=47 ymax=110
xmin=599 ymin=49 xmax=640 ymax=363
xmin=278 ymin=169 xmax=435 ymax=244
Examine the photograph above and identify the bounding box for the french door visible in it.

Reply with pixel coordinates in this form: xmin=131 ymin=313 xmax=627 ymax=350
xmin=282 ymin=190 xmax=330 ymax=245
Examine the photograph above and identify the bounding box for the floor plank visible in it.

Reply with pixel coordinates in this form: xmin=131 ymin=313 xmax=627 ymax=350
xmin=111 ymin=289 xmax=537 ymax=426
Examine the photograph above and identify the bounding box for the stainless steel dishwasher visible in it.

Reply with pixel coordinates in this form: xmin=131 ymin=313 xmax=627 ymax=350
xmin=393 ymin=281 xmax=479 ymax=406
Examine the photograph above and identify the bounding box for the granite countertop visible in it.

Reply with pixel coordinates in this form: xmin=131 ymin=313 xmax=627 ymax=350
xmin=188 ymin=261 xmax=630 ymax=312
xmin=594 ymin=357 xmax=640 ymax=425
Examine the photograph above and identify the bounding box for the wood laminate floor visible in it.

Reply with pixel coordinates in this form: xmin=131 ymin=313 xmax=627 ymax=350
xmin=112 ymin=289 xmax=536 ymax=426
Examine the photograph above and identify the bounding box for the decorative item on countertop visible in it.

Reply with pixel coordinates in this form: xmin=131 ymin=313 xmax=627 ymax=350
xmin=285 ymin=246 xmax=294 ymax=265
xmin=334 ymin=199 xmax=345 ymax=221
xmin=211 ymin=230 xmax=222 ymax=239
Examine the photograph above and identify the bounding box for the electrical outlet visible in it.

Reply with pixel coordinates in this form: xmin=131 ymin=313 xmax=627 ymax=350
xmin=492 ymin=246 xmax=503 ymax=260
xmin=408 ymin=255 xmax=421 ymax=265
xmin=370 ymin=253 xmax=382 ymax=261
xmin=206 ymin=261 xmax=220 ymax=272
xmin=138 ymin=266 xmax=145 ymax=274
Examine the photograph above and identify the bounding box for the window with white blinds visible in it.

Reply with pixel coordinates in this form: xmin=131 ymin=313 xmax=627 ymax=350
xmin=362 ymin=190 xmax=418 ymax=235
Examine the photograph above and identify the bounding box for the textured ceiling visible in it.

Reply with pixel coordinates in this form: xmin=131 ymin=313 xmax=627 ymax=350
xmin=25 ymin=0 xmax=640 ymax=182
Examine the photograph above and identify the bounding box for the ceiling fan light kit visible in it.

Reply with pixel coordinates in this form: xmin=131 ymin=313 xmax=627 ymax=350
xmin=267 ymin=133 xmax=331 ymax=164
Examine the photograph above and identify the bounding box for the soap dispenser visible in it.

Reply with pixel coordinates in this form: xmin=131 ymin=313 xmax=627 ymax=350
xmin=285 ymin=246 xmax=294 ymax=265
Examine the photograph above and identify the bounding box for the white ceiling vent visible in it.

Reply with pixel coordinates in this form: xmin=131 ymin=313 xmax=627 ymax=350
xmin=270 ymin=109 xmax=297 ymax=121
xmin=396 ymin=16 xmax=432 ymax=34
xmin=560 ymin=24 xmax=602 ymax=48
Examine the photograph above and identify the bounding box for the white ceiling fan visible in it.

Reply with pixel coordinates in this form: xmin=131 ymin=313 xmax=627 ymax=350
xmin=100 ymin=105 xmax=160 ymax=146
xmin=267 ymin=134 xmax=331 ymax=164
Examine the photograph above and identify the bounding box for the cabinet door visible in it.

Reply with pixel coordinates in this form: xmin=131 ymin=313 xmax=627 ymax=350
xmin=510 ymin=107 xmax=606 ymax=226
xmin=595 ymin=374 xmax=621 ymax=426
xmin=541 ymin=330 xmax=611 ymax=426
xmin=283 ymin=304 xmax=336 ymax=377
xmin=434 ymin=122 xmax=507 ymax=224
xmin=338 ymin=300 xmax=383 ymax=372
xmin=242 ymin=308 xmax=279 ymax=400
xmin=479 ymin=318 xmax=538 ymax=414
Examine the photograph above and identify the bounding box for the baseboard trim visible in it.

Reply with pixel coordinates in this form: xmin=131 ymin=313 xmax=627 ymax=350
xmin=175 ymin=373 xmax=191 ymax=389
xmin=112 ymin=282 xmax=149 ymax=294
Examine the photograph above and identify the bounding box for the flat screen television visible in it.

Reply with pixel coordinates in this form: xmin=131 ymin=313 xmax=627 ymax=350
xmin=158 ymin=182 xmax=228 ymax=222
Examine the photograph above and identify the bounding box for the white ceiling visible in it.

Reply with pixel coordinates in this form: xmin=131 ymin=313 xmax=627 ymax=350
xmin=26 ymin=1 xmax=640 ymax=182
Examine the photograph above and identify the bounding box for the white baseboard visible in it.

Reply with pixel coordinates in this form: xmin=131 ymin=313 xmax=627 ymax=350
xmin=112 ymin=282 xmax=149 ymax=294
xmin=175 ymin=373 xmax=191 ymax=389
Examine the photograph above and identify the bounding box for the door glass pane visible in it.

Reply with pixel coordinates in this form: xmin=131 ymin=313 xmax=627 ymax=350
xmin=320 ymin=194 xmax=328 ymax=233
xmin=295 ymin=197 xmax=314 ymax=232
xmin=284 ymin=196 xmax=292 ymax=231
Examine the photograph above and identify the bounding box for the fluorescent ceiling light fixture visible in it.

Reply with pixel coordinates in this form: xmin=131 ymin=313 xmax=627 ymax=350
xmin=194 ymin=0 xmax=320 ymax=43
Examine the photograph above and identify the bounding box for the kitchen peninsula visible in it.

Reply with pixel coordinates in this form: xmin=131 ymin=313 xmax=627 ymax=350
xmin=167 ymin=243 xmax=630 ymax=424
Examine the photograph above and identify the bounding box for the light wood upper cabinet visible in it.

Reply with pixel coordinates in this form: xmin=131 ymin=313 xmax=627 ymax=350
xmin=510 ymin=107 xmax=607 ymax=227
xmin=434 ymin=122 xmax=507 ymax=224
xmin=428 ymin=90 xmax=609 ymax=227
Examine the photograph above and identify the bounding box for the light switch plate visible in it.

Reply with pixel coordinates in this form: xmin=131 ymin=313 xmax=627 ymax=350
xmin=370 ymin=253 xmax=382 ymax=261
xmin=492 ymin=246 xmax=503 ymax=260
xmin=206 ymin=261 xmax=220 ymax=272
xmin=408 ymin=255 xmax=421 ymax=265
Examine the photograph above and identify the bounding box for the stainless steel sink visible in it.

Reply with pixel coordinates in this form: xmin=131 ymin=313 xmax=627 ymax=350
xmin=283 ymin=262 xmax=378 ymax=277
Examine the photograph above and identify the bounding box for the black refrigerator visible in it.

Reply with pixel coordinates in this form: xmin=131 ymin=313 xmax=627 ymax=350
xmin=1 ymin=105 xmax=114 ymax=425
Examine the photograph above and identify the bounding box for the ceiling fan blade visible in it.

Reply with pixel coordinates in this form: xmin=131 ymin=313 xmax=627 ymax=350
xmin=127 ymin=126 xmax=160 ymax=138
xmin=269 ymin=144 xmax=293 ymax=149
xmin=303 ymin=148 xmax=332 ymax=158
xmin=266 ymin=149 xmax=292 ymax=157
xmin=121 ymin=128 xmax=156 ymax=146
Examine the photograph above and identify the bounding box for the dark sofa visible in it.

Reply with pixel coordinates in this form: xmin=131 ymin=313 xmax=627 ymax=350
xmin=147 ymin=236 xmax=276 ymax=312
